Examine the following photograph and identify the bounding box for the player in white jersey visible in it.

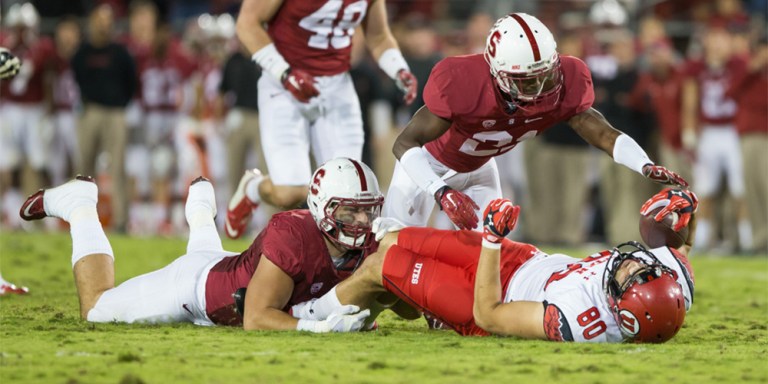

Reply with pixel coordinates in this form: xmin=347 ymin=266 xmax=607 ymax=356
xmin=292 ymin=189 xmax=697 ymax=343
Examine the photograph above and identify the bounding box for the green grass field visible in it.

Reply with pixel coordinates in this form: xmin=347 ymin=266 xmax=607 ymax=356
xmin=1 ymin=231 xmax=766 ymax=384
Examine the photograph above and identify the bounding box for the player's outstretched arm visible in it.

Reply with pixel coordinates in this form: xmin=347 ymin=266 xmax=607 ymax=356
xmin=569 ymin=108 xmax=688 ymax=187
xmin=242 ymin=256 xmax=300 ymax=331
xmin=472 ymin=200 xmax=547 ymax=338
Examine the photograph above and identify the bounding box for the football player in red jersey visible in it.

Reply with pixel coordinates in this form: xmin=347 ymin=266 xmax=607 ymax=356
xmin=295 ymin=189 xmax=698 ymax=343
xmin=385 ymin=13 xmax=689 ymax=231
xmin=224 ymin=0 xmax=419 ymax=239
xmin=0 ymin=45 xmax=29 ymax=296
xmin=19 ymin=158 xmax=417 ymax=331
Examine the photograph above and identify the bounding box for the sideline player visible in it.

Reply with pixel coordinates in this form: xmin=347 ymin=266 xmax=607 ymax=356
xmin=0 ymin=46 xmax=30 ymax=295
xmin=18 ymin=158 xmax=402 ymax=332
xmin=225 ymin=0 xmax=419 ymax=239
xmin=386 ymin=13 xmax=688 ymax=231
xmin=297 ymin=188 xmax=697 ymax=343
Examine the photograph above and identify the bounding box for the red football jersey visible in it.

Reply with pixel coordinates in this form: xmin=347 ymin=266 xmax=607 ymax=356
xmin=268 ymin=0 xmax=369 ymax=76
xmin=0 ymin=36 xmax=55 ymax=104
xmin=422 ymin=54 xmax=594 ymax=173
xmin=204 ymin=210 xmax=354 ymax=326
xmin=684 ymin=57 xmax=747 ymax=125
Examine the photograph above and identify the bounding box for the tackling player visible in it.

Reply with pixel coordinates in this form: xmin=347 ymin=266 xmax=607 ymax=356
xmin=225 ymin=0 xmax=419 ymax=239
xmin=19 ymin=158 xmax=405 ymax=332
xmin=297 ymin=188 xmax=697 ymax=343
xmin=386 ymin=13 xmax=688 ymax=231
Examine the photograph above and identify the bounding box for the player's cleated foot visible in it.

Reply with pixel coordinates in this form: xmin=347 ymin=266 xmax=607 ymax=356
xmin=0 ymin=282 xmax=29 ymax=296
xmin=424 ymin=313 xmax=447 ymax=330
xmin=19 ymin=175 xmax=97 ymax=222
xmin=225 ymin=169 xmax=262 ymax=239
xmin=186 ymin=176 xmax=217 ymax=223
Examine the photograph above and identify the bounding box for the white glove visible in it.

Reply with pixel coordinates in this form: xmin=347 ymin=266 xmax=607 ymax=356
xmin=290 ymin=298 xmax=319 ymax=320
xmin=296 ymin=305 xmax=370 ymax=333
xmin=372 ymin=217 xmax=406 ymax=241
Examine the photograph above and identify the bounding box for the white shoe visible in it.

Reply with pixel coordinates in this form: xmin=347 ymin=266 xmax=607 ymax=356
xmin=185 ymin=176 xmax=217 ymax=224
xmin=19 ymin=175 xmax=97 ymax=222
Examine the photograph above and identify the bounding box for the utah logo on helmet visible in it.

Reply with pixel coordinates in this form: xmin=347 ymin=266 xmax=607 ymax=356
xmin=484 ymin=13 xmax=563 ymax=103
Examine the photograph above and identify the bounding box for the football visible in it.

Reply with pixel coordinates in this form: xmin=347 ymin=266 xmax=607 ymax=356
xmin=639 ymin=207 xmax=689 ymax=248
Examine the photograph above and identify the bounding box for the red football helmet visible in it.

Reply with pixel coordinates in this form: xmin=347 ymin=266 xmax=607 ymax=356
xmin=603 ymin=242 xmax=686 ymax=343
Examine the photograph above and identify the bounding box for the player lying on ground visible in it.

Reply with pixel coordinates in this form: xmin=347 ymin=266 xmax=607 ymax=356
xmin=295 ymin=189 xmax=698 ymax=342
xmin=19 ymin=158 xmax=414 ymax=331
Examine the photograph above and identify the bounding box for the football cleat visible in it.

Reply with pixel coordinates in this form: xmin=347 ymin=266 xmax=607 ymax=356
xmin=19 ymin=175 xmax=96 ymax=221
xmin=0 ymin=283 xmax=29 ymax=296
xmin=225 ymin=169 xmax=262 ymax=239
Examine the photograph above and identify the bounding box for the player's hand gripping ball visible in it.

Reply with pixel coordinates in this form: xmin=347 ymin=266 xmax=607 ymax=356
xmin=639 ymin=188 xmax=698 ymax=248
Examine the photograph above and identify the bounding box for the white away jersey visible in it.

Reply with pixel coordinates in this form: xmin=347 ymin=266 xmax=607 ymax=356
xmin=504 ymin=247 xmax=695 ymax=343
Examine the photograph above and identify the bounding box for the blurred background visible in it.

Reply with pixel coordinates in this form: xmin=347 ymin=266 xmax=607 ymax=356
xmin=0 ymin=0 xmax=766 ymax=255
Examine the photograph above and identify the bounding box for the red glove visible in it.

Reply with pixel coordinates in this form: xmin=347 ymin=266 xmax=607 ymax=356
xmin=434 ymin=186 xmax=479 ymax=230
xmin=482 ymin=199 xmax=520 ymax=245
xmin=641 ymin=188 xmax=699 ymax=232
xmin=282 ymin=68 xmax=319 ymax=103
xmin=642 ymin=164 xmax=689 ymax=188
xmin=395 ymin=69 xmax=417 ymax=106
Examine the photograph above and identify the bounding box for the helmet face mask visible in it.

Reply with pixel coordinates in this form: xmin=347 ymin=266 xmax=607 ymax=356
xmin=484 ymin=13 xmax=563 ymax=104
xmin=307 ymin=158 xmax=384 ymax=259
xmin=320 ymin=197 xmax=382 ymax=250
xmin=603 ymin=242 xmax=686 ymax=343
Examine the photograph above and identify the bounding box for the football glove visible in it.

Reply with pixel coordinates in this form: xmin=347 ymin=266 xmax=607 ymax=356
xmin=640 ymin=188 xmax=698 ymax=232
xmin=482 ymin=199 xmax=520 ymax=247
xmin=0 ymin=47 xmax=21 ymax=80
xmin=297 ymin=305 xmax=370 ymax=333
xmin=642 ymin=164 xmax=689 ymax=188
xmin=281 ymin=68 xmax=319 ymax=103
xmin=434 ymin=186 xmax=479 ymax=230
xmin=395 ymin=69 xmax=417 ymax=106
xmin=372 ymin=217 xmax=406 ymax=241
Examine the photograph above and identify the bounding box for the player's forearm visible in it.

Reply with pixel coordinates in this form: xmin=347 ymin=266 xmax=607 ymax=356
xmin=473 ymin=245 xmax=504 ymax=331
xmin=243 ymin=307 xmax=299 ymax=331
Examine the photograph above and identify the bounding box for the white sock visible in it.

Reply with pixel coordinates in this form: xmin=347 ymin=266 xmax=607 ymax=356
xmin=695 ymin=220 xmax=711 ymax=250
xmin=245 ymin=177 xmax=262 ymax=205
xmin=738 ymin=220 xmax=753 ymax=251
xmin=69 ymin=206 xmax=114 ymax=267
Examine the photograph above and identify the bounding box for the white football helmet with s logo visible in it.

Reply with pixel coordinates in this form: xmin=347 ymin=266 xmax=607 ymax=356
xmin=307 ymin=158 xmax=384 ymax=252
xmin=484 ymin=13 xmax=562 ymax=102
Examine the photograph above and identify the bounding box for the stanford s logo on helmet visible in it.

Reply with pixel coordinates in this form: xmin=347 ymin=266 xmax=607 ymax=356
xmin=603 ymin=242 xmax=686 ymax=343
xmin=484 ymin=13 xmax=562 ymax=103
xmin=307 ymin=158 xmax=384 ymax=252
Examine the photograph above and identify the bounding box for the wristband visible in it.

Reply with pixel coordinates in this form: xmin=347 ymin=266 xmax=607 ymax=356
xmin=251 ymin=43 xmax=291 ymax=82
xmin=612 ymin=134 xmax=653 ymax=175
xmin=481 ymin=238 xmax=502 ymax=250
xmin=400 ymin=147 xmax=447 ymax=196
xmin=377 ymin=48 xmax=410 ymax=79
